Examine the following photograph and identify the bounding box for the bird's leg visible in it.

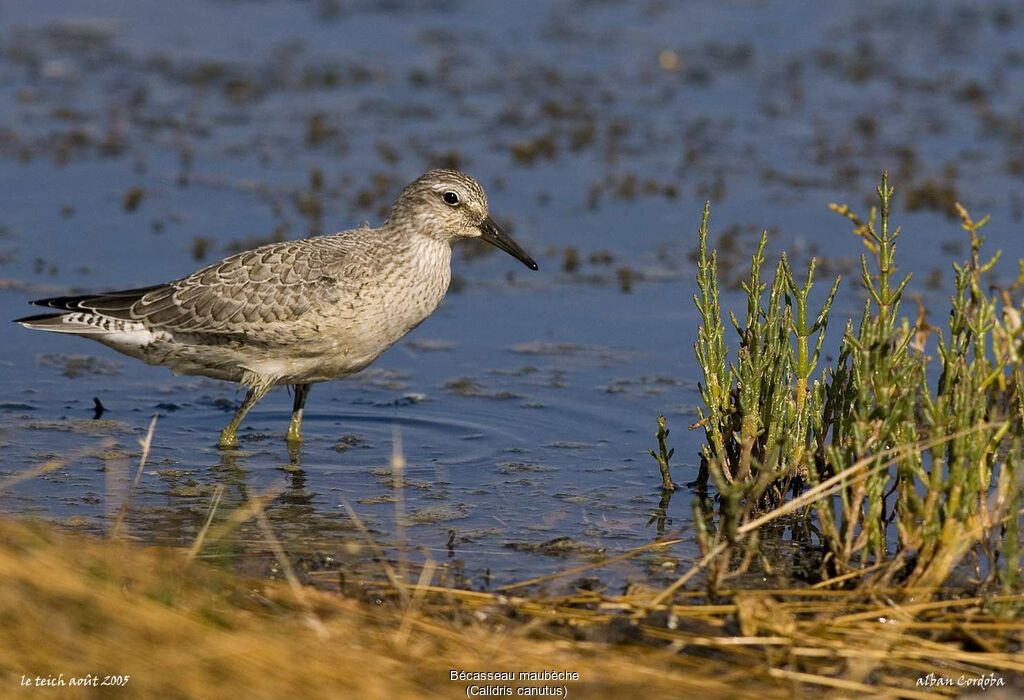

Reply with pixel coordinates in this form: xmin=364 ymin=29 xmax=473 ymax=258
xmin=218 ymin=383 xmax=271 ymax=449
xmin=287 ymin=383 xmax=311 ymax=444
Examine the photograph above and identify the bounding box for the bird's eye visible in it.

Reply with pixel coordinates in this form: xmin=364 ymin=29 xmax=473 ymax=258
xmin=442 ymin=191 xmax=460 ymax=206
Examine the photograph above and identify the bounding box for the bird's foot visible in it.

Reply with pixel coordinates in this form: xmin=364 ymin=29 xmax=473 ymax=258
xmin=218 ymin=429 xmax=239 ymax=450
xmin=286 ymin=412 xmax=304 ymax=444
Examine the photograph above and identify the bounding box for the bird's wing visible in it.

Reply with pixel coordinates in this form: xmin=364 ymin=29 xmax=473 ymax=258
xmin=31 ymin=237 xmax=355 ymax=336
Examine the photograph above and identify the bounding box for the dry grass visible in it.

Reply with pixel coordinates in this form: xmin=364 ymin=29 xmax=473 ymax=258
xmin=0 ymin=518 xmax=774 ymax=699
xmin=0 ymin=517 xmax=1020 ymax=698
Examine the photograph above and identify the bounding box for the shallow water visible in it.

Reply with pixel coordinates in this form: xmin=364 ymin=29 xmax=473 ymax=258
xmin=1 ymin=0 xmax=1022 ymax=590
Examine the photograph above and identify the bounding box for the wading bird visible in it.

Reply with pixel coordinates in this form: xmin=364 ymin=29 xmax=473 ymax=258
xmin=16 ymin=170 xmax=537 ymax=448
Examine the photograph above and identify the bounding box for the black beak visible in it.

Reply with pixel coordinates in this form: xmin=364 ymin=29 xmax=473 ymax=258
xmin=479 ymin=216 xmax=538 ymax=271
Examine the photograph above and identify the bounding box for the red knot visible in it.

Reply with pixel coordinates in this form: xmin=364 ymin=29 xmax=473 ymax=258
xmin=16 ymin=169 xmax=538 ymax=448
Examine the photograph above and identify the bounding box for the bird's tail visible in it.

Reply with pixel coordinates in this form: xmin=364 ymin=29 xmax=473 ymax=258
xmin=16 ymin=285 xmax=163 ymax=335
xmin=14 ymin=312 xmax=115 ymax=335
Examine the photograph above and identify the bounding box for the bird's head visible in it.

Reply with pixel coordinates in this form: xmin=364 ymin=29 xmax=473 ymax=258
xmin=389 ymin=169 xmax=538 ymax=271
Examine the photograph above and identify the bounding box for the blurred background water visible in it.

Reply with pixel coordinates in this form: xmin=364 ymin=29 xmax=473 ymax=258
xmin=0 ymin=0 xmax=1022 ymax=590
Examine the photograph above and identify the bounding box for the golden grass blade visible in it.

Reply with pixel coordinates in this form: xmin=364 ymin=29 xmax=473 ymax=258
xmin=111 ymin=415 xmax=159 ymax=539
xmin=391 ymin=425 xmax=407 ymax=585
xmin=249 ymin=494 xmax=328 ymax=639
xmin=187 ymin=484 xmax=225 ymax=563
xmin=395 ymin=558 xmax=437 ymax=646
xmin=339 ymin=497 xmax=409 ymax=604
xmin=132 ymin=414 xmax=158 ymax=488
xmin=830 ymin=594 xmax=1024 ymax=625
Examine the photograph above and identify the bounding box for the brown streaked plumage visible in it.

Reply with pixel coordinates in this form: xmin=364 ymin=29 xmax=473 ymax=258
xmin=16 ymin=169 xmax=538 ymax=448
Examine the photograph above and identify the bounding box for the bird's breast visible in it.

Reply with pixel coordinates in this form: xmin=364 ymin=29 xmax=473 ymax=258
xmin=315 ymin=242 xmax=452 ymax=374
